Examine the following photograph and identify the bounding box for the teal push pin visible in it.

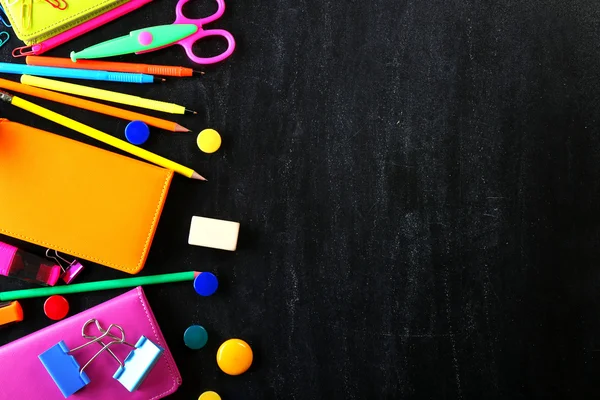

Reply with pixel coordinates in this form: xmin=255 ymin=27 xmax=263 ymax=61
xmin=184 ymin=325 xmax=208 ymax=349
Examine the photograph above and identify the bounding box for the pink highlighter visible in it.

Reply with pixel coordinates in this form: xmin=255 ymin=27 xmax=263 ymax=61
xmin=13 ymin=0 xmax=153 ymax=57
xmin=0 ymin=241 xmax=61 ymax=286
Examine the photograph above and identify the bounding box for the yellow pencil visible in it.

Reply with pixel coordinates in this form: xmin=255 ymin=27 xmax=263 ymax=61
xmin=21 ymin=75 xmax=196 ymax=115
xmin=0 ymin=91 xmax=206 ymax=181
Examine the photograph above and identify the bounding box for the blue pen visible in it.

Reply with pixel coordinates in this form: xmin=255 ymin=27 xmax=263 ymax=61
xmin=0 ymin=63 xmax=164 ymax=84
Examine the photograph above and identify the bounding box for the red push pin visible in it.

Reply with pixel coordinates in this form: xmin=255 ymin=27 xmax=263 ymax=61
xmin=44 ymin=295 xmax=69 ymax=320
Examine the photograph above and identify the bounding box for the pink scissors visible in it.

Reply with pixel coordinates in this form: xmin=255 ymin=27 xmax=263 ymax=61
xmin=70 ymin=0 xmax=236 ymax=65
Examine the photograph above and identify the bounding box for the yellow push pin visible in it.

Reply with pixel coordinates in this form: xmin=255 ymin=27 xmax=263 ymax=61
xmin=199 ymin=391 xmax=221 ymax=400
xmin=216 ymin=338 xmax=253 ymax=376
xmin=197 ymin=129 xmax=221 ymax=154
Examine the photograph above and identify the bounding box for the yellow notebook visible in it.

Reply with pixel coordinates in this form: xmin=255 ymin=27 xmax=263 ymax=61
xmin=0 ymin=0 xmax=128 ymax=45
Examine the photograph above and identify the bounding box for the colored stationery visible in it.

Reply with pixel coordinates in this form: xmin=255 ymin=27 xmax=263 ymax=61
xmin=0 ymin=5 xmax=11 ymax=28
xmin=0 ymin=118 xmax=174 ymax=274
xmin=26 ymin=56 xmax=202 ymax=77
xmin=0 ymin=271 xmax=202 ymax=300
xmin=13 ymin=0 xmax=153 ymax=57
xmin=0 ymin=240 xmax=62 ymax=286
xmin=0 ymin=30 xmax=8 ymax=48
xmin=0 ymin=301 xmax=23 ymax=326
xmin=0 ymin=78 xmax=190 ymax=132
xmin=70 ymin=0 xmax=235 ymax=65
xmin=0 ymin=0 xmax=127 ymax=45
xmin=22 ymin=75 xmax=194 ymax=114
xmin=0 ymin=63 xmax=161 ymax=83
xmin=40 ymin=318 xmax=164 ymax=396
xmin=0 ymin=91 xmax=205 ymax=180
xmin=0 ymin=288 xmax=182 ymax=399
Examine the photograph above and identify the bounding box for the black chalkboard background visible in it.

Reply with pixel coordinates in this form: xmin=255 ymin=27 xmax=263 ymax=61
xmin=1 ymin=0 xmax=600 ymax=399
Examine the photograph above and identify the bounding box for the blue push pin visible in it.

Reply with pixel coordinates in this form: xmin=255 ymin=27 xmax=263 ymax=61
xmin=125 ymin=120 xmax=150 ymax=145
xmin=193 ymin=272 xmax=218 ymax=296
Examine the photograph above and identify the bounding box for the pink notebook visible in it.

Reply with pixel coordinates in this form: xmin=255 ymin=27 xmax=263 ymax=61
xmin=0 ymin=288 xmax=182 ymax=399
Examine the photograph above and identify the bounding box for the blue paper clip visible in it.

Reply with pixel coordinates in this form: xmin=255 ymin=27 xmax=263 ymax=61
xmin=0 ymin=5 xmax=10 ymax=27
xmin=113 ymin=335 xmax=164 ymax=392
xmin=38 ymin=319 xmax=128 ymax=398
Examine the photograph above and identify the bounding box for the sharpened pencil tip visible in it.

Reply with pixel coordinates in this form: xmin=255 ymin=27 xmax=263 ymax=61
xmin=174 ymin=124 xmax=191 ymax=133
xmin=191 ymin=172 xmax=207 ymax=181
xmin=192 ymin=70 xmax=205 ymax=76
xmin=185 ymin=109 xmax=198 ymax=115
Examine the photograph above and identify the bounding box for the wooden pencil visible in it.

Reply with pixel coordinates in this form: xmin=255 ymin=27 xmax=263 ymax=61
xmin=0 ymin=78 xmax=189 ymax=133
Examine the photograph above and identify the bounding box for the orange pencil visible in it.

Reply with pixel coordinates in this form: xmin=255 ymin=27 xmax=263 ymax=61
xmin=0 ymin=78 xmax=190 ymax=133
xmin=26 ymin=56 xmax=203 ymax=78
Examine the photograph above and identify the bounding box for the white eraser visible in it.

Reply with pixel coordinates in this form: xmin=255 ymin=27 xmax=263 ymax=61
xmin=188 ymin=216 xmax=240 ymax=251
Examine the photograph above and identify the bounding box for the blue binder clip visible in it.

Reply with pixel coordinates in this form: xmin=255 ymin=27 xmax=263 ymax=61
xmin=39 ymin=341 xmax=91 ymax=398
xmin=113 ymin=336 xmax=164 ymax=392
xmin=38 ymin=319 xmax=129 ymax=398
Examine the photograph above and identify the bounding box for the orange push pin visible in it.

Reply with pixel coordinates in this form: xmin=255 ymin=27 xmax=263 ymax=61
xmin=0 ymin=301 xmax=23 ymax=326
xmin=216 ymin=339 xmax=253 ymax=375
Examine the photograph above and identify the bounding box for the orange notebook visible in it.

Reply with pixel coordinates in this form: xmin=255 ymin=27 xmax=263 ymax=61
xmin=0 ymin=119 xmax=173 ymax=274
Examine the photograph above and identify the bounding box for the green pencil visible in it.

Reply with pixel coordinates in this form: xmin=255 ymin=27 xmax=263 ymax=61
xmin=0 ymin=271 xmax=201 ymax=301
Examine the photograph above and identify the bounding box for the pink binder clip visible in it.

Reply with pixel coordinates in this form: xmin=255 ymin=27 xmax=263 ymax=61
xmin=0 ymin=240 xmax=61 ymax=286
xmin=46 ymin=249 xmax=84 ymax=284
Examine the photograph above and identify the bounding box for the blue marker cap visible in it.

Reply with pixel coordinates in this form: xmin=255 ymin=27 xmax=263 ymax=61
xmin=184 ymin=325 xmax=208 ymax=349
xmin=193 ymin=272 xmax=218 ymax=296
xmin=125 ymin=121 xmax=150 ymax=145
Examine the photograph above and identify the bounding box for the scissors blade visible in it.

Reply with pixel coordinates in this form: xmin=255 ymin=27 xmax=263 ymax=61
xmin=71 ymin=24 xmax=198 ymax=61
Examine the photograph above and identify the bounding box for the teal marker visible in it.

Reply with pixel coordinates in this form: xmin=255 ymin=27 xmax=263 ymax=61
xmin=0 ymin=62 xmax=162 ymax=84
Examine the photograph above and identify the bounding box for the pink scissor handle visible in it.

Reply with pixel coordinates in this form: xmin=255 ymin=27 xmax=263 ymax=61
xmin=174 ymin=0 xmax=234 ymax=64
xmin=175 ymin=0 xmax=225 ymax=25
xmin=177 ymin=29 xmax=235 ymax=64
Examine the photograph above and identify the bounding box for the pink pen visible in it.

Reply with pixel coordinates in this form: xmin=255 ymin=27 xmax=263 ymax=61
xmin=12 ymin=0 xmax=153 ymax=57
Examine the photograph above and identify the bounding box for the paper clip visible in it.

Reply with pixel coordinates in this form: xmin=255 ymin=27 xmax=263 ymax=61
xmin=10 ymin=0 xmax=68 ymax=31
xmin=43 ymin=0 xmax=67 ymax=9
xmin=46 ymin=249 xmax=84 ymax=284
xmin=21 ymin=0 xmax=31 ymax=30
xmin=0 ymin=31 xmax=9 ymax=49
xmin=0 ymin=5 xmax=11 ymax=27
xmin=39 ymin=319 xmax=128 ymax=397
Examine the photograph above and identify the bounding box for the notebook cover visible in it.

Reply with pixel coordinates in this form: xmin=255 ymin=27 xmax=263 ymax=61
xmin=0 ymin=119 xmax=173 ymax=274
xmin=0 ymin=0 xmax=128 ymax=44
xmin=0 ymin=287 xmax=182 ymax=399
